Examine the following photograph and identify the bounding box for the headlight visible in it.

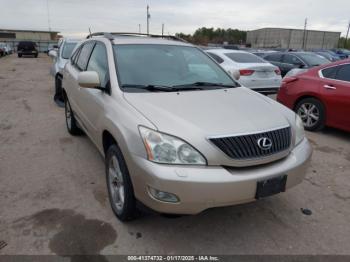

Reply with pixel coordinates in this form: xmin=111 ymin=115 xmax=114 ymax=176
xmin=295 ymin=114 xmax=305 ymax=145
xmin=139 ymin=126 xmax=207 ymax=165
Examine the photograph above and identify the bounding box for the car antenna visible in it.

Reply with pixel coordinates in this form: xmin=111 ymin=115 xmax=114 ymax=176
xmin=89 ymin=27 xmax=92 ymax=38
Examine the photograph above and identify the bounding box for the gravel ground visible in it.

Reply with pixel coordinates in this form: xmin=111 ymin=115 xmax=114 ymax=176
xmin=0 ymin=54 xmax=350 ymax=256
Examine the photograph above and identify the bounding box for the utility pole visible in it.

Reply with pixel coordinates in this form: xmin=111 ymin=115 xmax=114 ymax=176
xmin=138 ymin=24 xmax=141 ymax=34
xmin=147 ymin=5 xmax=150 ymax=35
xmin=302 ymin=18 xmax=308 ymax=50
xmin=162 ymin=23 xmax=164 ymax=37
xmin=345 ymin=21 xmax=350 ymax=49
xmin=46 ymin=0 xmax=51 ymax=32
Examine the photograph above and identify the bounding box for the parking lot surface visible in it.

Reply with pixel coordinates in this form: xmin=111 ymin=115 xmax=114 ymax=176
xmin=0 ymin=55 xmax=350 ymax=256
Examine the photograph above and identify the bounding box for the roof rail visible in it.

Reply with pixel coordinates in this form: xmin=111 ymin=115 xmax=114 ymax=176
xmin=86 ymin=32 xmax=187 ymax=43
xmin=86 ymin=32 xmax=114 ymax=40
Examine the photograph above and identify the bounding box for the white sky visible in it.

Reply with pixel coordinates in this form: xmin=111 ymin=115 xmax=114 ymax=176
xmin=0 ymin=0 xmax=349 ymax=37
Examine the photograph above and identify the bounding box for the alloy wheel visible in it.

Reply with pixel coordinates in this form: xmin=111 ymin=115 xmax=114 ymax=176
xmin=108 ymin=155 xmax=125 ymax=212
xmin=297 ymin=102 xmax=320 ymax=128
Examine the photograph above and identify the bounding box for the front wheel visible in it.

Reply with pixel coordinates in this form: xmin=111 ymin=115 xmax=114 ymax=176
xmin=106 ymin=144 xmax=137 ymax=221
xmin=64 ymin=97 xmax=83 ymax=136
xmin=295 ymin=98 xmax=325 ymax=131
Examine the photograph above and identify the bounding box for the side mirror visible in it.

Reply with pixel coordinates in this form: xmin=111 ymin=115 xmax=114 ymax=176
xmin=53 ymin=45 xmax=59 ymax=49
xmin=78 ymin=71 xmax=101 ymax=89
xmin=230 ymin=69 xmax=240 ymax=80
xmin=49 ymin=50 xmax=57 ymax=58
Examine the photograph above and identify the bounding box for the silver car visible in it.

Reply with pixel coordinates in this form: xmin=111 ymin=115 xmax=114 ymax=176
xmin=49 ymin=38 xmax=80 ymax=106
xmin=62 ymin=33 xmax=312 ymax=221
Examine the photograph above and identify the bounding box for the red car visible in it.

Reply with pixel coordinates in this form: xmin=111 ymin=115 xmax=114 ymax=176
xmin=277 ymin=59 xmax=350 ymax=132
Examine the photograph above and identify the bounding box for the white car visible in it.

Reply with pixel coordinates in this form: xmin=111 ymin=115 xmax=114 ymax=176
xmin=49 ymin=38 xmax=80 ymax=106
xmin=0 ymin=43 xmax=13 ymax=55
xmin=206 ymin=49 xmax=282 ymax=94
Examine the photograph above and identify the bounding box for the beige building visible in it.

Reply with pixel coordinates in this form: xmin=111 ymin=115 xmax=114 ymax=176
xmin=247 ymin=28 xmax=341 ymax=50
xmin=0 ymin=29 xmax=60 ymax=52
xmin=0 ymin=29 xmax=59 ymax=41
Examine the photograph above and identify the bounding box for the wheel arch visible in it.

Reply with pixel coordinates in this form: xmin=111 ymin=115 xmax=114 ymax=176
xmin=102 ymin=130 xmax=119 ymax=154
xmin=293 ymin=94 xmax=325 ymax=111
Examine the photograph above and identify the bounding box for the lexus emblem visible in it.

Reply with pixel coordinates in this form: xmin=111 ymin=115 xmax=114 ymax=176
xmin=257 ymin=137 xmax=272 ymax=150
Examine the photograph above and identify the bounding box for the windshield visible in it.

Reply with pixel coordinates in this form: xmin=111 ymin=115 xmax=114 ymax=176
xmin=298 ymin=53 xmax=329 ymax=66
xmin=113 ymin=44 xmax=235 ymax=90
xmin=62 ymin=42 xmax=77 ymax=59
xmin=225 ymin=52 xmax=265 ymax=63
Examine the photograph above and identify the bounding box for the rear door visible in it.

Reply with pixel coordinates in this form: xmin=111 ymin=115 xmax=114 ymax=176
xmin=320 ymin=63 xmax=350 ymax=129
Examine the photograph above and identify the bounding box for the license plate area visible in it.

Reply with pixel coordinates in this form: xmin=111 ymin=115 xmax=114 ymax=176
xmin=255 ymin=175 xmax=287 ymax=199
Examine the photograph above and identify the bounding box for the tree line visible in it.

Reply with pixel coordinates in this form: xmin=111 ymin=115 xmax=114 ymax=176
xmin=176 ymin=27 xmax=247 ymax=45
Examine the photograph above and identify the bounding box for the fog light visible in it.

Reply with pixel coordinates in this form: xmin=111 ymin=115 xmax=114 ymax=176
xmin=148 ymin=187 xmax=179 ymax=203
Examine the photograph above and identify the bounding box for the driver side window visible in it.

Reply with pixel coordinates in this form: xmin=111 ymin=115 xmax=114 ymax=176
xmin=86 ymin=42 xmax=109 ymax=88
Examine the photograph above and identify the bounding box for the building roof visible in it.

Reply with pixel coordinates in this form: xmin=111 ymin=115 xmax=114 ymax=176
xmin=0 ymin=29 xmax=59 ymax=33
xmin=249 ymin=27 xmax=341 ymax=34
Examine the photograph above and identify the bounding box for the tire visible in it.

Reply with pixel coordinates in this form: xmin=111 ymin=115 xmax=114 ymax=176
xmin=295 ymin=98 xmax=325 ymax=131
xmin=18 ymin=54 xmax=22 ymax=58
xmin=54 ymin=75 xmax=65 ymax=107
xmin=64 ymin=97 xmax=83 ymax=136
xmin=34 ymin=54 xmax=38 ymax=58
xmin=105 ymin=144 xmax=137 ymax=221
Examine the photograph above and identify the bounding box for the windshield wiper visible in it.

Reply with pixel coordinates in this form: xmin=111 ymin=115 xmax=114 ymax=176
xmin=121 ymin=84 xmax=174 ymax=92
xmin=173 ymin=82 xmax=237 ymax=89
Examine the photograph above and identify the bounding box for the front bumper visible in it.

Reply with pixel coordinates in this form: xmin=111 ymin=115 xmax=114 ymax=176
xmin=128 ymin=138 xmax=312 ymax=215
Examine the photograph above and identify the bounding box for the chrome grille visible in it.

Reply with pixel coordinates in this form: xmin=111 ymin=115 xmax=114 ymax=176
xmin=209 ymin=126 xmax=291 ymax=160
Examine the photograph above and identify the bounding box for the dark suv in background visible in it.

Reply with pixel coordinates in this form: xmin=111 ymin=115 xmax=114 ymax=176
xmin=263 ymin=52 xmax=329 ymax=76
xmin=17 ymin=41 xmax=38 ymax=58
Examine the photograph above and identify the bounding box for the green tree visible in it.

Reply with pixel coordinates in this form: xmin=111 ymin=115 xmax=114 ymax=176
xmin=176 ymin=27 xmax=247 ymax=45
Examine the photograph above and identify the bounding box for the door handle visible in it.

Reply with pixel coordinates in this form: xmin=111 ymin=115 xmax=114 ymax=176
xmin=324 ymin=85 xmax=336 ymax=90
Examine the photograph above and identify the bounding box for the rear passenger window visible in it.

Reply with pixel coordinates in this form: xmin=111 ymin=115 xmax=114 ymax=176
xmin=207 ymin=52 xmax=224 ymax=64
xmin=225 ymin=52 xmax=264 ymax=63
xmin=87 ymin=43 xmax=109 ymax=88
xmin=264 ymin=54 xmax=282 ymax=62
xmin=336 ymin=64 xmax=350 ymax=82
xmin=76 ymin=42 xmax=95 ymax=71
xmin=321 ymin=66 xmax=337 ymax=79
xmin=283 ymin=54 xmax=303 ymax=65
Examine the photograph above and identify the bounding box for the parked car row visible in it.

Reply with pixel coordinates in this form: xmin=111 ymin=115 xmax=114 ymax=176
xmin=0 ymin=42 xmax=14 ymax=56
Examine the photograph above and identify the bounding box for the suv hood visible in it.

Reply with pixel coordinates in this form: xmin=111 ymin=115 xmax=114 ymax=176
xmin=124 ymin=87 xmax=291 ymax=138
